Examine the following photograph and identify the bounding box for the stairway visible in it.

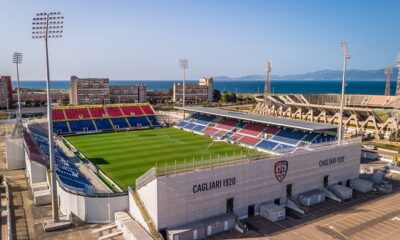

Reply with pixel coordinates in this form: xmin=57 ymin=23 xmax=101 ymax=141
xmin=132 ymin=191 xmax=163 ymax=240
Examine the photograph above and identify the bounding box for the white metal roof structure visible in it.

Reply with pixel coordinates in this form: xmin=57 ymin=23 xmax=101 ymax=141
xmin=175 ymin=106 xmax=338 ymax=132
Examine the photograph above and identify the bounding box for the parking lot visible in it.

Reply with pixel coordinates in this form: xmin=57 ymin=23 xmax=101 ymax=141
xmin=212 ymin=172 xmax=400 ymax=240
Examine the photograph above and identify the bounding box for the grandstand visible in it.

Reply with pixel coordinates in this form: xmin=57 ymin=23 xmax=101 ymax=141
xmin=253 ymin=93 xmax=400 ymax=139
xmin=175 ymin=106 xmax=338 ymax=154
xmin=52 ymin=103 xmax=161 ymax=134
xmin=24 ymin=126 xmax=95 ymax=193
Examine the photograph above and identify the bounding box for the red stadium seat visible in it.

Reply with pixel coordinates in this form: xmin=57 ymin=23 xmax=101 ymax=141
xmin=239 ymin=123 xmax=266 ymax=136
xmin=141 ymin=105 xmax=155 ymax=115
xmin=64 ymin=108 xmax=91 ymax=120
xmin=89 ymin=107 xmax=107 ymax=118
xmin=265 ymin=126 xmax=279 ymax=135
xmin=217 ymin=119 xmax=239 ymax=130
xmin=120 ymin=106 xmax=144 ymax=116
xmin=202 ymin=127 xmax=219 ymax=135
xmin=52 ymin=109 xmax=66 ymax=120
xmin=238 ymin=136 xmax=262 ymax=146
xmin=106 ymin=107 xmax=123 ymax=117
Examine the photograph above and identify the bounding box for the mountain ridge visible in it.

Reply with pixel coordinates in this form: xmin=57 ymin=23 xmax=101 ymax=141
xmin=214 ymin=68 xmax=399 ymax=81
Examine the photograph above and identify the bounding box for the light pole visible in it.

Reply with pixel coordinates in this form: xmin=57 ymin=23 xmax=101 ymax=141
xmin=179 ymin=58 xmax=188 ymax=119
xmin=13 ymin=52 xmax=23 ymax=120
xmin=264 ymin=60 xmax=272 ymax=104
xmin=32 ymin=11 xmax=64 ymax=222
xmin=338 ymin=41 xmax=350 ymax=143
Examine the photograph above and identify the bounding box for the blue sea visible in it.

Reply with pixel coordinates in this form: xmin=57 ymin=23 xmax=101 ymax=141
xmin=13 ymin=80 xmax=398 ymax=95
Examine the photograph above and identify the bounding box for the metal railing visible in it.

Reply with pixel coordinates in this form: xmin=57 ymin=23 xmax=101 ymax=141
xmin=147 ymin=138 xmax=362 ymax=181
xmin=135 ymin=167 xmax=157 ymax=190
xmin=3 ymin=177 xmax=13 ymax=240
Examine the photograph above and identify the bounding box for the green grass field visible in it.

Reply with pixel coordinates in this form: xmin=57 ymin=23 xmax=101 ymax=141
xmin=66 ymin=128 xmax=250 ymax=189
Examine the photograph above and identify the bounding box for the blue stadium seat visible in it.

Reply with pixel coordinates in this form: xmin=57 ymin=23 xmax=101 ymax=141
xmin=94 ymin=118 xmax=113 ymax=130
xmin=313 ymin=135 xmax=336 ymax=143
xmin=189 ymin=113 xmax=215 ymax=125
xmin=111 ymin=118 xmax=129 ymax=128
xmin=30 ymin=129 xmax=93 ymax=192
xmin=147 ymin=116 xmax=160 ymax=126
xmin=127 ymin=116 xmax=150 ymax=128
xmin=256 ymin=140 xmax=279 ymax=151
xmin=176 ymin=121 xmax=189 ymax=127
xmin=192 ymin=125 xmax=206 ymax=132
xmin=274 ymin=144 xmax=294 ymax=153
xmin=302 ymin=133 xmax=319 ymax=142
xmin=53 ymin=121 xmax=69 ymax=134
xmin=69 ymin=120 xmax=96 ymax=132
xmin=184 ymin=123 xmax=196 ymax=130
xmin=272 ymin=129 xmax=307 ymax=145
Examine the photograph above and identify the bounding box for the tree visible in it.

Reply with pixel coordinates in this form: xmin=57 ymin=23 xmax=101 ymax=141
xmin=221 ymin=91 xmax=230 ymax=103
xmin=213 ymin=89 xmax=221 ymax=102
xmin=167 ymin=88 xmax=173 ymax=97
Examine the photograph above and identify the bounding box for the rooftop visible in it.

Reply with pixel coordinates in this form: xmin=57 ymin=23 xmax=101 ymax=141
xmin=175 ymin=106 xmax=338 ymax=132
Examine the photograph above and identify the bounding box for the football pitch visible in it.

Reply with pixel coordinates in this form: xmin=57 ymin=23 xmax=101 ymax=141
xmin=65 ymin=128 xmax=254 ymax=189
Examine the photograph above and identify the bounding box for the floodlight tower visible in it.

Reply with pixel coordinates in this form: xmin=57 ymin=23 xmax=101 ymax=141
xmin=338 ymin=41 xmax=350 ymax=143
xmin=264 ymin=60 xmax=272 ymax=104
xmin=384 ymin=67 xmax=393 ymax=96
xmin=32 ymin=12 xmax=64 ymax=222
xmin=396 ymin=53 xmax=400 ymax=96
xmin=13 ymin=52 xmax=23 ymax=119
xmin=179 ymin=58 xmax=188 ymax=118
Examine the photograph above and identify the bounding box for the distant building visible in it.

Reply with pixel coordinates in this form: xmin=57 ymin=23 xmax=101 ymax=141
xmin=147 ymin=90 xmax=172 ymax=104
xmin=173 ymin=77 xmax=213 ymax=103
xmin=69 ymin=75 xmax=148 ymax=105
xmin=15 ymin=90 xmax=69 ymax=106
xmin=70 ymin=76 xmax=111 ymax=105
xmin=0 ymin=76 xmax=13 ymax=109
xmin=110 ymin=84 xmax=147 ymax=103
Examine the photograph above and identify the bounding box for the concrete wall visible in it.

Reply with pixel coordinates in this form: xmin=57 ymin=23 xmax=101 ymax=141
xmin=6 ymin=138 xmax=25 ymax=170
xmin=140 ymin=142 xmax=361 ymax=229
xmin=57 ymin=184 xmax=129 ymax=223
xmin=128 ymin=190 xmax=151 ymax=233
xmin=25 ymin=151 xmax=47 ymax=184
xmin=137 ymin=178 xmax=158 ymax=227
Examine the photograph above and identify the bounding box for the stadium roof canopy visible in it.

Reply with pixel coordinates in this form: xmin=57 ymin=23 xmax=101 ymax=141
xmin=175 ymin=106 xmax=338 ymax=132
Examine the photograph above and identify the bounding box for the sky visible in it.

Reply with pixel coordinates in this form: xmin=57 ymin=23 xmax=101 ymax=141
xmin=1 ymin=0 xmax=400 ymax=80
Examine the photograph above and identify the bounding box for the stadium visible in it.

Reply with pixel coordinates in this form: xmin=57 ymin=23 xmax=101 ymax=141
xmin=8 ymin=102 xmax=362 ymax=239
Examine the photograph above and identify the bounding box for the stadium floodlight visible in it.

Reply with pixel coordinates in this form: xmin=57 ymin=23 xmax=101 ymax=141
xmin=179 ymin=58 xmax=188 ymax=118
xmin=32 ymin=11 xmax=64 ymax=222
xmin=264 ymin=60 xmax=272 ymax=104
xmin=12 ymin=52 xmax=23 ymax=119
xmin=338 ymin=41 xmax=350 ymax=143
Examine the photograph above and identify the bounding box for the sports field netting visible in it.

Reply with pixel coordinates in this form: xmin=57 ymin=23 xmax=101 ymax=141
xmin=66 ymin=128 xmax=255 ymax=189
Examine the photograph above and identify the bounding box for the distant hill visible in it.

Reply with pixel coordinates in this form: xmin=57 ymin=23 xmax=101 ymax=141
xmin=214 ymin=68 xmax=399 ymax=81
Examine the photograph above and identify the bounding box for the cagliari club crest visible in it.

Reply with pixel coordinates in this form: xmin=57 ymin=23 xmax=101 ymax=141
xmin=274 ymin=160 xmax=288 ymax=183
